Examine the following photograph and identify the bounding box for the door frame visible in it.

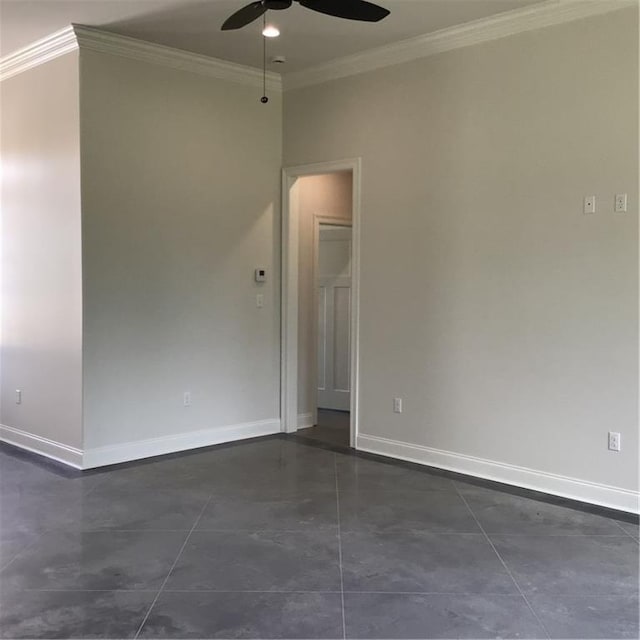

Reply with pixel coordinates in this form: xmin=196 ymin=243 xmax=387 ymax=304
xmin=312 ymin=216 xmax=352 ymax=427
xmin=280 ymin=158 xmax=361 ymax=447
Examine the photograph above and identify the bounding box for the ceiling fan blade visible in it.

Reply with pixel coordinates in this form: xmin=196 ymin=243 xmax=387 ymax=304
xmin=299 ymin=0 xmax=389 ymax=22
xmin=221 ymin=1 xmax=267 ymax=30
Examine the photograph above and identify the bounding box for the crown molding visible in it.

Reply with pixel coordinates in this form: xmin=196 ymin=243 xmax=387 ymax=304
xmin=283 ymin=0 xmax=637 ymax=90
xmin=2 ymin=0 xmax=633 ymax=89
xmin=0 ymin=26 xmax=78 ymax=82
xmin=1 ymin=24 xmax=282 ymax=92
xmin=72 ymin=25 xmax=282 ymax=92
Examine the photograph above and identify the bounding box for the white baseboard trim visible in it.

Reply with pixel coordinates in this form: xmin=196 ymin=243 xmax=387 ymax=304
xmin=297 ymin=413 xmax=315 ymax=429
xmin=357 ymin=433 xmax=639 ymax=514
xmin=82 ymin=419 xmax=280 ymax=469
xmin=0 ymin=424 xmax=83 ymax=469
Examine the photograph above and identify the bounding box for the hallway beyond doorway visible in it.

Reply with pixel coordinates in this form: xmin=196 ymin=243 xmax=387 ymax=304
xmin=299 ymin=410 xmax=350 ymax=447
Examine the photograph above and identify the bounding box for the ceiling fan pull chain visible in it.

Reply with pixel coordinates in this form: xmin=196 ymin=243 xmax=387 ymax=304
xmin=261 ymin=13 xmax=269 ymax=103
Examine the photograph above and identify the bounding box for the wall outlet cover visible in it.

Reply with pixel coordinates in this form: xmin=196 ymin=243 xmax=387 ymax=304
xmin=615 ymin=194 xmax=628 ymax=213
xmin=608 ymin=431 xmax=621 ymax=452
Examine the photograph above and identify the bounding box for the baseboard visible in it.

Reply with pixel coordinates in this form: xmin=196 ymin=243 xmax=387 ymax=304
xmin=0 ymin=424 xmax=83 ymax=469
xmin=82 ymin=419 xmax=281 ymax=469
xmin=297 ymin=412 xmax=315 ymax=429
xmin=357 ymin=433 xmax=639 ymax=515
xmin=2 ymin=419 xmax=281 ymax=470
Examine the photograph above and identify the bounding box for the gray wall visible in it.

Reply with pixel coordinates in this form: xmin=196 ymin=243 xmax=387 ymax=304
xmin=79 ymin=49 xmax=282 ymax=452
xmin=0 ymin=52 xmax=83 ymax=452
xmin=1 ymin=9 xmax=637 ymax=507
xmin=284 ymin=9 xmax=639 ymax=494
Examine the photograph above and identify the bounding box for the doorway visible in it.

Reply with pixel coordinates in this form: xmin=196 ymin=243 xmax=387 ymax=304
xmin=305 ymin=222 xmax=352 ymax=446
xmin=281 ymin=159 xmax=361 ymax=448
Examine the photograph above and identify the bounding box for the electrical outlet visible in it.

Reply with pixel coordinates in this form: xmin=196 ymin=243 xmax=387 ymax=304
xmin=615 ymin=193 xmax=628 ymax=213
xmin=393 ymin=397 xmax=403 ymax=414
xmin=15 ymin=389 xmax=22 ymax=405
xmin=183 ymin=391 xmax=192 ymax=407
xmin=608 ymin=431 xmax=621 ymax=452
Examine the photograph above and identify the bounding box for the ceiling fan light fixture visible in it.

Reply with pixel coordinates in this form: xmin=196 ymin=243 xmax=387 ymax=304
xmin=262 ymin=24 xmax=280 ymax=37
xmin=222 ymin=0 xmax=389 ymax=31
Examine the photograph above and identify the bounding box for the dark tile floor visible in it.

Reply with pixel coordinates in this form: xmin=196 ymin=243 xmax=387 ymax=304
xmin=0 ymin=437 xmax=638 ymax=639
xmin=296 ymin=409 xmax=350 ymax=447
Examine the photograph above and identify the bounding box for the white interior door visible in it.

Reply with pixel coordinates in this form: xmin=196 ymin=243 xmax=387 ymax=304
xmin=317 ymin=225 xmax=352 ymax=411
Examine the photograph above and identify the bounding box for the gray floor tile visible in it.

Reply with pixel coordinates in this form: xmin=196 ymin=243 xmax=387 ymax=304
xmin=0 ymin=453 xmax=103 ymax=498
xmin=0 ymin=481 xmax=95 ymax=534
xmin=91 ymin=440 xmax=333 ymax=493
xmin=0 ymin=530 xmax=40 ymax=570
xmin=339 ymin=489 xmax=480 ymax=532
xmin=459 ymin=486 xmax=624 ymax=535
xmin=197 ymin=489 xmax=338 ymax=531
xmin=120 ymin=440 xmax=334 ymax=491
xmin=529 ymin=594 xmax=639 ymax=639
xmin=69 ymin=483 xmax=210 ymax=530
xmin=491 ymin=534 xmax=639 ymax=595
xmin=91 ymin=455 xmax=225 ymax=493
xmin=341 ymin=530 xmax=517 ymax=594
xmin=250 ymin=466 xmax=336 ymax=494
xmin=0 ymin=454 xmax=79 ymax=493
xmin=215 ymin=438 xmax=336 ymax=473
xmin=191 ymin=450 xmax=336 ymax=494
xmin=165 ymin=530 xmax=341 ymax=591
xmin=344 ymin=593 xmax=547 ymax=639
xmin=2 ymin=439 xmax=637 ymax=640
xmin=337 ymin=456 xmax=455 ymax=493
xmin=139 ymin=591 xmax=343 ymax=639
xmin=0 ymin=589 xmax=155 ymax=639
xmin=0 ymin=530 xmax=186 ymax=590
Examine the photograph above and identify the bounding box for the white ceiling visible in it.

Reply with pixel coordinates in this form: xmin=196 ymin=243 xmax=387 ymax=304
xmin=1 ymin=0 xmax=547 ymax=73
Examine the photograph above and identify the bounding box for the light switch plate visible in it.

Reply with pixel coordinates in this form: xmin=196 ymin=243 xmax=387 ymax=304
xmin=584 ymin=195 xmax=596 ymax=215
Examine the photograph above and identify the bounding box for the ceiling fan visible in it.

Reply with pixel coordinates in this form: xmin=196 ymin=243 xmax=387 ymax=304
xmin=221 ymin=0 xmax=390 ymax=31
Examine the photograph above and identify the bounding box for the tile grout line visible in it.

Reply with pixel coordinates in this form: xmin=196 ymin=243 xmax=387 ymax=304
xmin=613 ymin=519 xmax=640 ymax=543
xmin=453 ymin=486 xmax=552 ymax=640
xmin=12 ymin=586 xmax=639 ymax=596
xmin=0 ymin=531 xmax=45 ymax=573
xmin=61 ymin=527 xmax=637 ymax=537
xmin=133 ymin=493 xmax=213 ymax=639
xmin=334 ymin=453 xmax=347 ymax=640
xmin=73 ymin=527 xmax=342 ymax=533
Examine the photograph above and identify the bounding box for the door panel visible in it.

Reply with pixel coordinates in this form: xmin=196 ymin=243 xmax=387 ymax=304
xmin=317 ymin=285 xmax=327 ymax=393
xmin=333 ymin=285 xmax=351 ymax=393
xmin=317 ymin=225 xmax=351 ymax=411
